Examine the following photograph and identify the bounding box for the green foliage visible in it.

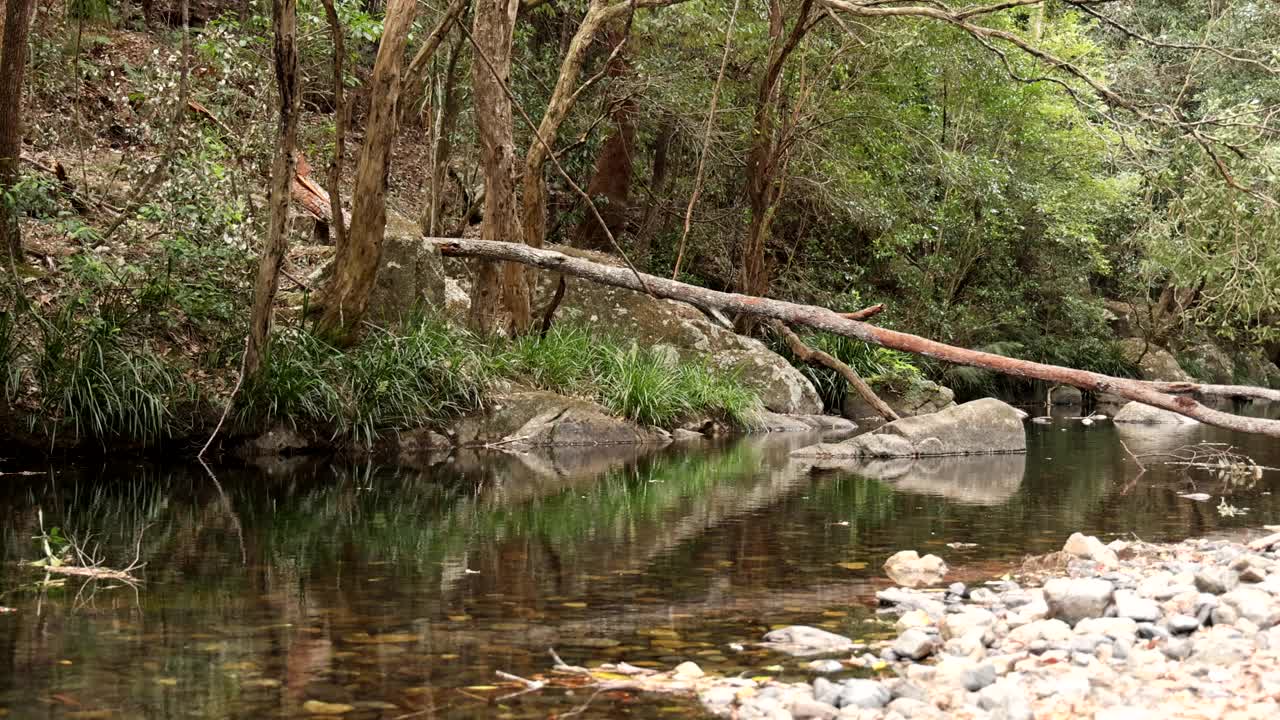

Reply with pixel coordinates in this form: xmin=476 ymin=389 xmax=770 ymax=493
xmin=36 ymin=328 xmax=189 ymax=445
xmin=237 ymin=317 xmax=495 ymax=446
xmin=504 ymin=324 xmax=762 ymax=429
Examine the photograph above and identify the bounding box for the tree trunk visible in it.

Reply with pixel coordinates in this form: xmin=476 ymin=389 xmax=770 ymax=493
xmin=467 ymin=0 xmax=526 ymax=334
xmin=316 ymin=0 xmax=417 ymax=343
xmin=0 ymin=0 xmax=36 ymax=265
xmin=734 ymin=0 xmax=812 ymax=333
xmin=633 ymin=112 xmax=674 ymax=263
xmin=433 ymin=237 xmax=1280 ymax=438
xmin=421 ymin=27 xmax=465 ymax=236
xmin=245 ymin=0 xmax=300 ymax=378
xmin=399 ymin=0 xmax=469 ymax=125
xmin=319 ymin=0 xmax=347 ymax=251
xmin=520 ymin=0 xmax=631 ymax=253
xmin=572 ymin=29 xmax=635 ymax=252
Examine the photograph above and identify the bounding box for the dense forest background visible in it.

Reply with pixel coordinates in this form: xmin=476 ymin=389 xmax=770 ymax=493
xmin=1 ymin=0 xmax=1278 ymax=448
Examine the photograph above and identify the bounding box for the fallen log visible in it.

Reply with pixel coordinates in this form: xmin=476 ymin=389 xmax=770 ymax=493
xmin=768 ymin=319 xmax=900 ymax=422
xmin=290 ymin=152 xmax=345 ymax=228
xmin=1145 ymin=381 xmax=1280 ymax=404
xmin=431 ymin=237 xmax=1280 ymax=439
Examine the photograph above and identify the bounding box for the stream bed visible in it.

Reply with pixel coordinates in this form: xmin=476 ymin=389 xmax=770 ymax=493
xmin=2 ymin=406 xmax=1279 ymax=718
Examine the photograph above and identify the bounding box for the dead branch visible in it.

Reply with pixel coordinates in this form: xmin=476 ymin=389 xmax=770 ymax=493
xmin=432 ymin=237 xmax=1280 ymax=438
xmin=769 ymin=319 xmax=899 ymax=421
xmin=1144 ymin=381 xmax=1280 ymax=404
xmin=840 ymin=303 xmax=883 ymax=321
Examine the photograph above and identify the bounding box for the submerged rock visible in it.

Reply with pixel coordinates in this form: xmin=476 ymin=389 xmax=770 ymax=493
xmin=1114 ymin=401 xmax=1199 ymax=425
xmin=761 ymin=626 xmax=855 ymax=656
xmin=884 ymin=550 xmax=949 ymax=588
xmin=799 ymin=454 xmax=1026 ymax=505
xmin=798 ymin=398 xmax=1026 ymax=458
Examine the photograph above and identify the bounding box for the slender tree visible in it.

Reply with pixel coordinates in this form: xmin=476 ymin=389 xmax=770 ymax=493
xmin=0 ymin=0 xmax=37 ymax=264
xmin=316 ymin=0 xmax=418 ymax=342
xmin=466 ymin=0 xmax=524 ymax=334
xmin=735 ymin=0 xmax=813 ymax=333
xmin=244 ymin=0 xmax=300 ymax=378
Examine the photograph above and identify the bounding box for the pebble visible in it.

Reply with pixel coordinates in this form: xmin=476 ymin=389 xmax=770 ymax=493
xmin=892 ymin=628 xmax=938 ymax=661
xmin=1194 ymin=567 xmax=1239 ymax=595
xmin=1168 ymin=614 xmax=1201 ymax=634
xmin=1044 ymin=577 xmax=1114 ymax=625
xmin=836 ymin=680 xmax=891 ymax=709
xmin=1114 ymin=590 xmax=1162 ymax=622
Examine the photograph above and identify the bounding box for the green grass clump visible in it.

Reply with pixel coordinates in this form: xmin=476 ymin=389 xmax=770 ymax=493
xmin=37 ymin=332 xmax=189 ymax=445
xmin=503 ymin=324 xmax=762 ymax=429
xmin=237 ymin=315 xmax=496 ymax=446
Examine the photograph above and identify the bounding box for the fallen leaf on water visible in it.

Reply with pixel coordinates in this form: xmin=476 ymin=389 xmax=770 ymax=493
xmin=342 ymin=633 xmax=418 ymax=644
xmin=154 ymin=678 xmax=178 ymax=687
xmin=1179 ymin=493 xmax=1212 ymax=502
xmin=560 ymin=602 xmax=588 ymax=609
xmin=763 ymin=665 xmax=783 ymax=672
xmin=463 ymin=685 xmax=498 ymax=692
xmin=836 ymin=562 xmax=868 ymax=570
xmin=946 ymin=542 xmax=978 ymax=549
xmin=301 ymin=700 xmax=353 ymax=715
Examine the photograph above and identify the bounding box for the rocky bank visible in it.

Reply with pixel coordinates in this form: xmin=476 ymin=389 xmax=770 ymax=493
xmin=620 ymin=528 xmax=1280 ymax=720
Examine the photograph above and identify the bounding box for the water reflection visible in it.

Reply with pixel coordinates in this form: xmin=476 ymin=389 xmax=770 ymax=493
xmin=1 ymin=411 xmax=1279 ymax=718
xmin=812 ymin=454 xmax=1027 ymax=505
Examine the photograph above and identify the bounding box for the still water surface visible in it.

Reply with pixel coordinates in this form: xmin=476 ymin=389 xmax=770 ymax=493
xmin=2 ymin=407 xmax=1279 ymax=718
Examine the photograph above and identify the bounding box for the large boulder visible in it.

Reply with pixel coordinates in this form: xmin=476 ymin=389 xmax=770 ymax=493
xmin=842 ymin=379 xmax=955 ymax=420
xmin=1182 ymin=342 xmax=1236 ymax=384
xmin=796 ymin=398 xmax=1026 ymax=458
xmin=1120 ymin=338 xmax=1193 ymax=382
xmin=554 ymin=250 xmax=821 ymax=415
xmin=453 ymin=391 xmax=669 ymax=447
xmin=1113 ymin=401 xmax=1198 ymax=425
xmin=366 ymin=215 xmax=449 ymax=323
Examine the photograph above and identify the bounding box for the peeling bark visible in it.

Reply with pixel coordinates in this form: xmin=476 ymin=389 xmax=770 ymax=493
xmin=317 ymin=0 xmax=417 ymax=343
xmin=245 ymin=0 xmax=299 ymax=378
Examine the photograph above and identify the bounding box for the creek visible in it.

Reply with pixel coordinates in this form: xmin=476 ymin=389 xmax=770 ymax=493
xmin=1 ymin=404 xmax=1279 ymax=718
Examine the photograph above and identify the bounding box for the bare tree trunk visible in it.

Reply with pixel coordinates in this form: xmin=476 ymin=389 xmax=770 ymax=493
xmin=467 ymin=0 xmax=525 ymax=334
xmin=245 ymin=0 xmax=300 ymax=378
xmin=0 ymin=0 xmax=37 ymax=264
xmin=422 ymin=27 xmax=465 ymax=236
xmin=434 ymin=237 xmax=1280 ymax=438
xmin=672 ymin=0 xmax=738 ymax=280
xmin=316 ymin=0 xmax=417 ymax=343
xmin=572 ymin=28 xmax=635 ymax=252
xmin=520 ymin=0 xmax=634 ymax=252
xmin=319 ymin=0 xmax=347 ymax=252
xmin=633 ymin=112 xmax=674 ymax=263
xmin=399 ymin=0 xmax=469 ymax=124
xmin=735 ymin=0 xmax=812 ymax=333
